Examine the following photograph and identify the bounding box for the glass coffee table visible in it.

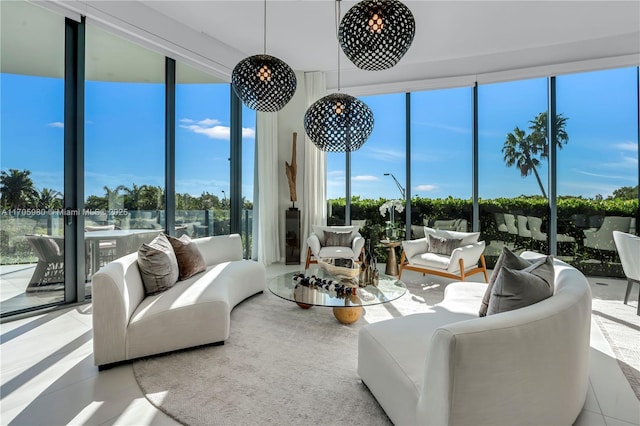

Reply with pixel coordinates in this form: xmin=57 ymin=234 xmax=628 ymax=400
xmin=268 ymin=268 xmax=407 ymax=324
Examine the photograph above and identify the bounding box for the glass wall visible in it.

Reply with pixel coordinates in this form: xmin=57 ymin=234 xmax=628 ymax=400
xmin=478 ymin=78 xmax=549 ymax=266
xmin=0 ymin=1 xmax=66 ymax=314
xmin=84 ymin=24 xmax=166 ymax=283
xmin=556 ymin=67 xmax=639 ymax=274
xmin=242 ymin=105 xmax=256 ymax=258
xmin=351 ymin=93 xmax=406 ymax=244
xmin=175 ymin=61 xmax=230 ymax=239
xmin=410 ymin=87 xmax=473 ymax=239
xmin=326 ymin=152 xmax=347 ymax=226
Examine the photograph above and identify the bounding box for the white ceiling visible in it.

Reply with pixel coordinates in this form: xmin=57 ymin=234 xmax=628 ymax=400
xmin=2 ymin=1 xmax=639 ymax=94
xmin=138 ymin=0 xmax=640 ymax=92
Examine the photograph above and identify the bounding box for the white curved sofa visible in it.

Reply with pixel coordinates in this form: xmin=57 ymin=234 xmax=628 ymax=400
xmin=92 ymin=234 xmax=266 ymax=369
xmin=358 ymin=252 xmax=592 ymax=425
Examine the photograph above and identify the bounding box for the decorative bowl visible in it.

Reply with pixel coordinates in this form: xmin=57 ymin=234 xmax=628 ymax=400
xmin=317 ymin=260 xmax=360 ymax=281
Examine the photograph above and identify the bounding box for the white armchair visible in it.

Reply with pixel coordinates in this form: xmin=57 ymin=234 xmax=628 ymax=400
xmin=399 ymin=227 xmax=488 ymax=282
xmin=613 ymin=231 xmax=640 ymax=315
xmin=305 ymin=225 xmax=365 ymax=269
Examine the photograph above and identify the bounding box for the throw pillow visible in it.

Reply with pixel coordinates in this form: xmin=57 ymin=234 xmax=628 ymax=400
xmin=427 ymin=234 xmax=462 ymax=255
xmin=324 ymin=230 xmax=352 ymax=247
xmin=166 ymin=234 xmax=207 ymax=280
xmin=486 ymin=255 xmax=555 ymax=315
xmin=401 ymin=238 xmax=428 ymax=259
xmin=478 ymin=247 xmax=533 ymax=316
xmin=423 ymin=226 xmax=480 ymax=246
xmin=137 ymin=233 xmax=179 ymax=295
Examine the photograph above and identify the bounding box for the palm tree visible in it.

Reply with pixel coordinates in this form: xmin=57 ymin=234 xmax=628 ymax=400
xmin=103 ymin=185 xmax=126 ymax=210
xmin=0 ymin=169 xmax=38 ymax=209
xmin=502 ymin=112 xmax=569 ymax=198
xmin=33 ymin=188 xmax=63 ymax=209
xmin=502 ymin=127 xmax=547 ymax=198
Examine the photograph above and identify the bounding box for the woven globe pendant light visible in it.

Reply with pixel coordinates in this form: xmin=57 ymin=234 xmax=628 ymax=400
xmin=232 ymin=54 xmax=296 ymax=112
xmin=231 ymin=1 xmax=296 ymax=112
xmin=304 ymin=92 xmax=374 ymax=152
xmin=339 ymin=0 xmax=415 ymax=71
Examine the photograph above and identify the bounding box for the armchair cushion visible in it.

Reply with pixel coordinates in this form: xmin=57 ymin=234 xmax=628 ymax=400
xmin=424 ymin=227 xmax=480 ymax=246
xmin=487 ymin=255 xmax=554 ymax=315
xmin=402 ymin=238 xmax=428 ymax=259
xmin=312 ymin=225 xmax=358 ymax=245
xmin=324 ymin=230 xmax=352 ymax=247
xmin=427 ymin=234 xmax=462 ymax=255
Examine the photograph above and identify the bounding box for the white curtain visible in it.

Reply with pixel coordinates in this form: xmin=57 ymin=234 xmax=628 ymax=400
xmin=256 ymin=111 xmax=281 ymax=265
xmin=300 ymin=71 xmax=328 ymax=263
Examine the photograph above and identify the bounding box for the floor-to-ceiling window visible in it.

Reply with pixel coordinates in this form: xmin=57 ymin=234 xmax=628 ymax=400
xmin=0 ymin=1 xmax=66 ymax=315
xmin=242 ymin=104 xmax=256 ymax=259
xmin=84 ymin=24 xmax=166 ymax=284
xmin=478 ymin=78 xmax=549 ymax=266
xmin=410 ymin=87 xmax=473 ymax=238
xmin=175 ymin=61 xmax=230 ymax=239
xmin=556 ymin=67 xmax=639 ymax=274
xmin=327 ymin=151 xmax=347 ymax=226
xmin=350 ymin=93 xmax=406 ymax=245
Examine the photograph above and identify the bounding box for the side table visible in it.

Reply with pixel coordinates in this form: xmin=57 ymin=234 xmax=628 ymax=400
xmin=380 ymin=239 xmax=402 ymax=276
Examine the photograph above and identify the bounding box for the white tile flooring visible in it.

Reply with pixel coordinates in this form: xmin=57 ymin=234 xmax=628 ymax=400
xmin=1 ymin=263 xmax=639 ymax=426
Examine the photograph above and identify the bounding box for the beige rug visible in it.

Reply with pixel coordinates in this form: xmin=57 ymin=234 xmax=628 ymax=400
xmin=132 ymin=275 xmax=444 ymax=426
xmin=132 ymin=273 xmax=640 ymax=425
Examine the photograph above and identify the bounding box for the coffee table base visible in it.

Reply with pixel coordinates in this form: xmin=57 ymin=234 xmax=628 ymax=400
xmin=332 ymin=306 xmax=363 ymax=324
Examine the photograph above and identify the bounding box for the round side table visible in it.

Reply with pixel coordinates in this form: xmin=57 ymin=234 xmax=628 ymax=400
xmin=380 ymin=239 xmax=402 ymax=276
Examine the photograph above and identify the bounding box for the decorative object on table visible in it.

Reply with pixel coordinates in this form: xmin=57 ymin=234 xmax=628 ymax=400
xmin=285 ymin=132 xmax=298 ymax=207
xmin=293 ymin=272 xmax=358 ymax=298
xmin=339 ymin=0 xmax=415 ymax=71
xmin=317 ymin=259 xmax=361 ymax=281
xmin=379 ymin=199 xmax=404 ymax=240
xmin=231 ymin=0 xmax=296 ymax=112
xmin=360 ymin=239 xmax=379 ymax=286
xmin=304 ymin=0 xmax=374 ymax=152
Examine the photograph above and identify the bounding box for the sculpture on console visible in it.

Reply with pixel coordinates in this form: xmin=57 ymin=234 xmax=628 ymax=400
xmin=285 ymin=132 xmax=298 ymax=208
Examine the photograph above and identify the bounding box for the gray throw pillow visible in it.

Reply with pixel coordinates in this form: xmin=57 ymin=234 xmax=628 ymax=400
xmin=427 ymin=234 xmax=462 ymax=255
xmin=479 ymin=247 xmax=533 ymax=317
xmin=486 ymin=255 xmax=555 ymax=316
xmin=137 ymin=233 xmax=179 ymax=295
xmin=166 ymin=234 xmax=206 ymax=280
xmin=324 ymin=231 xmax=352 ymax=247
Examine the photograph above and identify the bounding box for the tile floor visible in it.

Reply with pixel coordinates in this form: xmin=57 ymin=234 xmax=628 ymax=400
xmin=1 ymin=263 xmax=639 ymax=426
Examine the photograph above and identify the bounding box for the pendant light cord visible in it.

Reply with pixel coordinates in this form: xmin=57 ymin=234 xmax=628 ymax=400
xmin=263 ymin=0 xmax=267 ymax=54
xmin=335 ymin=0 xmax=341 ymax=92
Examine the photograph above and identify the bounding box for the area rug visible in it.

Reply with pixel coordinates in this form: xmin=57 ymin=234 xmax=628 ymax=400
xmin=132 ymin=272 xmax=640 ymax=425
xmin=132 ymin=274 xmax=445 ymax=426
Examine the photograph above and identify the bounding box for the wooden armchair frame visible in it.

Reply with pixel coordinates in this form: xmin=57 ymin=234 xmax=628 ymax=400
xmin=398 ymin=251 xmax=488 ymax=282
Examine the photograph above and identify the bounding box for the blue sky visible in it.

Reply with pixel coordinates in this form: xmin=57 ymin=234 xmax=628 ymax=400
xmin=1 ymin=67 xmax=638 ymax=204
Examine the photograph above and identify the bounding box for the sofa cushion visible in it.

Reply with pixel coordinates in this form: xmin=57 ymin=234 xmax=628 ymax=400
xmin=424 ymin=227 xmax=480 ymax=246
xmin=428 ymin=234 xmax=462 ymax=255
xmin=137 ymin=233 xmax=179 ymax=295
xmin=479 ymin=247 xmax=533 ymax=317
xmin=167 ymin=234 xmax=206 ymax=280
xmin=324 ymin=230 xmax=352 ymax=247
xmin=487 ymin=255 xmax=555 ymax=315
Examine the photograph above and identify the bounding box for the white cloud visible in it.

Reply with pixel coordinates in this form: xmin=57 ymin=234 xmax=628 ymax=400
xmin=180 ymin=117 xmax=255 ymax=140
xmin=415 ymin=184 xmax=438 ymax=192
xmin=413 ymin=121 xmax=471 ymax=135
xmin=573 ymin=168 xmax=635 ymax=181
xmin=198 ymin=118 xmax=222 ymax=126
xmin=352 ymin=175 xmax=379 ymax=182
xmin=613 ymin=142 xmax=638 ymax=152
xmin=47 ymin=122 xmax=64 ymax=128
xmin=366 ymin=147 xmax=405 ymax=161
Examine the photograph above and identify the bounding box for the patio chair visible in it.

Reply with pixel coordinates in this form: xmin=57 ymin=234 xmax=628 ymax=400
xmin=25 ymin=234 xmax=65 ymax=291
xmin=613 ymin=231 xmax=640 ymax=315
xmin=399 ymin=227 xmax=488 ymax=282
xmin=583 ymin=216 xmax=632 ymax=259
xmin=305 ymin=225 xmax=365 ymax=269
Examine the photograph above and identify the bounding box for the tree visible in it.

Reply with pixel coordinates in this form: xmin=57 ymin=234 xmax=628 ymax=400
xmin=32 ymin=188 xmax=63 ymax=209
xmin=502 ymin=112 xmax=569 ymax=198
xmin=0 ymin=169 xmax=38 ymax=209
xmin=103 ymin=185 xmax=126 ymax=210
xmin=611 ymin=185 xmax=638 ymax=200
